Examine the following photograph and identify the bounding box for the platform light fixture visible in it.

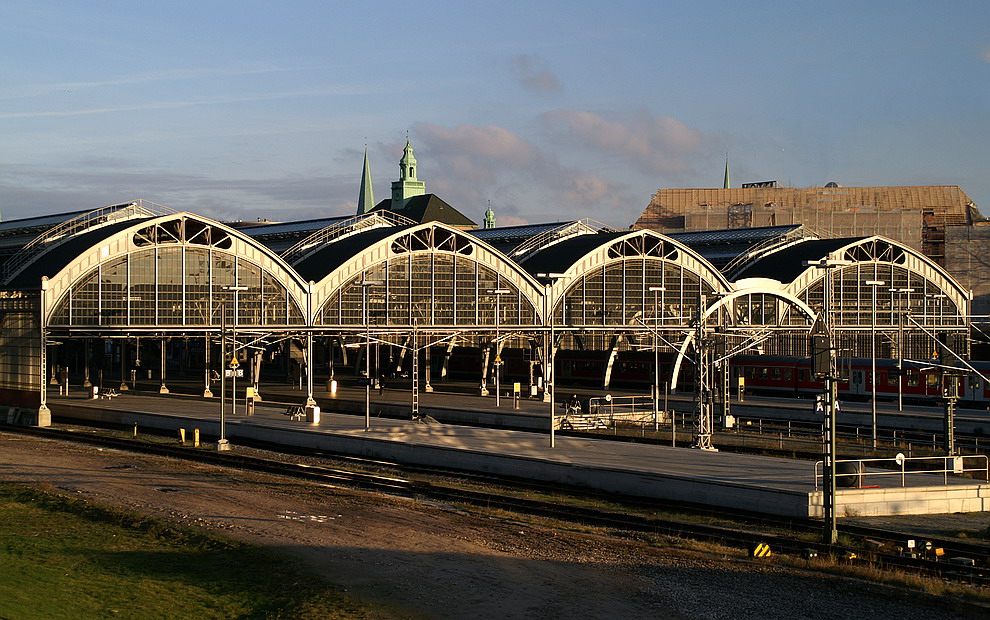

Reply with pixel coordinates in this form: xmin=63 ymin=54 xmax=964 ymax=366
xmin=361 ymin=278 xmax=385 ymax=430
xmin=889 ymin=288 xmax=915 ymax=411
xmin=218 ymin=285 xmax=248 ymax=451
xmin=536 ymin=273 xmax=573 ymax=447
xmin=864 ymin=280 xmax=885 ymax=449
xmin=648 ymin=287 xmax=667 ymax=439
xmin=487 ymin=289 xmax=512 ymax=407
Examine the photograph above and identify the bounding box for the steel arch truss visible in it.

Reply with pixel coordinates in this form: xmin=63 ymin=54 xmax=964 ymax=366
xmin=545 ymin=230 xmax=732 ymax=330
xmin=43 ymin=213 xmax=309 ymax=329
xmin=312 ymin=222 xmax=544 ymax=331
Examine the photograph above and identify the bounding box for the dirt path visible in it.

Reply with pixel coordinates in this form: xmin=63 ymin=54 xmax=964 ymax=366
xmin=0 ymin=432 xmax=976 ymax=619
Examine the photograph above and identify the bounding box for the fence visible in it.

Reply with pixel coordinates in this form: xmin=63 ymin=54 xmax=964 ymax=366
xmin=556 ymin=395 xmax=672 ymax=430
xmin=814 ymin=454 xmax=989 ymax=490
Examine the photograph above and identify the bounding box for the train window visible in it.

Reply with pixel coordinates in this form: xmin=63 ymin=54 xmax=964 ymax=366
xmin=906 ymin=371 xmax=919 ymax=387
xmin=926 ymin=373 xmax=939 ymax=388
xmin=782 ymin=368 xmax=792 ymax=381
xmin=886 ymin=372 xmax=899 ymax=386
xmin=771 ymin=368 xmax=781 ymax=381
xmin=745 ymin=367 xmax=755 ymax=379
xmin=799 ymin=369 xmax=811 ymax=382
xmin=970 ymin=375 xmax=981 ymax=391
xmin=759 ymin=368 xmax=769 ymax=380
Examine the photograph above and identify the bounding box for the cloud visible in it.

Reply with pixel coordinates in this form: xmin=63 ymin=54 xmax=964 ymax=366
xmin=509 ymin=54 xmax=563 ymax=95
xmin=411 ymin=124 xmax=541 ymax=188
xmin=0 ymin=86 xmax=380 ymax=119
xmin=0 ymin=162 xmax=349 ymax=223
xmin=407 ymin=122 xmax=642 ymax=225
xmin=540 ymin=109 xmax=703 ymax=176
xmin=0 ymin=65 xmax=290 ymax=100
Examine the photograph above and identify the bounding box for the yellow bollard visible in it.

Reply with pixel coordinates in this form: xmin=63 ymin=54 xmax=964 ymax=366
xmin=193 ymin=428 xmax=200 ymax=448
xmin=178 ymin=428 xmax=186 ymax=444
xmin=132 ymin=422 xmax=138 ymax=438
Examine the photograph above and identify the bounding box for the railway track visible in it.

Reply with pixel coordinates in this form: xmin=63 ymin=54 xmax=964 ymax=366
xmin=4 ymin=422 xmax=990 ymax=587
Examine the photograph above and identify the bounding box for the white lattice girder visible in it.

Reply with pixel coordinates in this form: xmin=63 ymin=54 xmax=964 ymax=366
xmin=785 ymin=236 xmax=970 ymax=315
xmin=544 ymin=229 xmax=732 ymax=313
xmin=309 ymin=222 xmax=545 ymax=322
xmin=40 ymin=213 xmax=310 ymax=322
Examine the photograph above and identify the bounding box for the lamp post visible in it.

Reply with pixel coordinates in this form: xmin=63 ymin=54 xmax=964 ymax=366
xmin=864 ymin=280 xmax=885 ymax=449
xmin=537 ymin=274 xmax=571 ymax=448
xmin=488 ymin=289 xmax=511 ymax=407
xmin=890 ymin=287 xmax=914 ymax=411
xmin=361 ymin=278 xmax=384 ymax=430
xmin=648 ymin=286 xmax=667 ymax=428
xmin=218 ymin=284 xmax=248 ymax=451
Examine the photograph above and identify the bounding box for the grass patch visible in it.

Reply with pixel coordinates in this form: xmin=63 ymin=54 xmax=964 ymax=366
xmin=0 ymin=483 xmax=375 ymax=619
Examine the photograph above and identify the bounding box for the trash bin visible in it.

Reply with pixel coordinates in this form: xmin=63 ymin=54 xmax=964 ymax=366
xmin=87 ymin=386 xmax=99 ymax=399
xmin=305 ymin=405 xmax=320 ymax=424
xmin=836 ymin=461 xmax=862 ymax=488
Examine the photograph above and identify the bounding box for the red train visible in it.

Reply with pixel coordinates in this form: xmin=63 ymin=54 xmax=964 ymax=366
xmin=444 ymin=347 xmax=990 ymax=408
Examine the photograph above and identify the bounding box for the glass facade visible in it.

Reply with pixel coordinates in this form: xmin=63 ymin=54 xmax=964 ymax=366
xmin=554 ymin=259 xmax=715 ymax=327
xmin=49 ymin=247 xmax=304 ymax=327
xmin=317 ymin=253 xmax=537 ymax=327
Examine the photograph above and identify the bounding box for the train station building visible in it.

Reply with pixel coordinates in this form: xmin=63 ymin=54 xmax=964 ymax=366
xmin=0 ymin=197 xmax=971 ymax=430
xmin=0 ymin=142 xmax=973 ymax=435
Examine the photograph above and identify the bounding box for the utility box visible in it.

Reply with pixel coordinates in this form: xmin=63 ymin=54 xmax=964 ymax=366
xmin=305 ymin=405 xmax=320 ymax=424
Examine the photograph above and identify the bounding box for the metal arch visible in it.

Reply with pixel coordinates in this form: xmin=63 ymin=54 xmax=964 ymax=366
xmin=310 ymin=221 xmax=546 ymax=325
xmin=541 ymin=228 xmax=734 ymax=324
xmin=668 ymin=288 xmax=818 ymax=391
xmin=41 ymin=212 xmax=311 ymax=323
xmin=281 ymin=211 xmax=418 ymax=265
xmin=548 ymin=229 xmax=733 ymax=297
xmin=785 ymin=236 xmax=970 ymax=315
xmin=2 ymin=200 xmax=175 ymax=286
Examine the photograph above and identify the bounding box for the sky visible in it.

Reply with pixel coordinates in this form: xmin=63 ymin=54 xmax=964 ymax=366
xmin=2 ymin=1 xmax=989 ymax=229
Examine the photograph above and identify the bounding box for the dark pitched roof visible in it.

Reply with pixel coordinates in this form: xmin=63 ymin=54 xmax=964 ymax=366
xmin=290 ymin=225 xmax=415 ymax=283
xmin=5 ymin=218 xmax=155 ymax=288
xmin=467 ymin=222 xmax=572 ymax=256
xmin=373 ymin=194 xmax=477 ymax=228
xmin=732 ymin=237 xmax=862 ymax=282
xmin=519 ymin=231 xmax=630 ymax=278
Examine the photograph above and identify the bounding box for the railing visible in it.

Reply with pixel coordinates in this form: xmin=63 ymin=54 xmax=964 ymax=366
xmin=564 ymin=395 xmax=672 ymax=429
xmin=509 ymin=218 xmax=614 ymax=262
xmin=2 ymin=200 xmax=173 ymax=284
xmin=814 ymin=454 xmax=989 ymax=490
xmin=723 ymin=225 xmax=821 ymax=279
xmin=280 ymin=211 xmax=417 ymax=264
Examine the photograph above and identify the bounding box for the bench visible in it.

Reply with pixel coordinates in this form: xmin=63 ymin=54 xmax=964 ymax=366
xmin=283 ymin=405 xmax=305 ymax=421
xmin=99 ymin=389 xmax=119 ymax=400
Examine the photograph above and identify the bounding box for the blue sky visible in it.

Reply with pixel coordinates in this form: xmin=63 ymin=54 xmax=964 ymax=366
xmin=2 ymin=1 xmax=988 ymax=228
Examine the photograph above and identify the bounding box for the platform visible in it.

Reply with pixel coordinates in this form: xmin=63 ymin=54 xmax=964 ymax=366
xmin=43 ymin=391 xmax=990 ymax=519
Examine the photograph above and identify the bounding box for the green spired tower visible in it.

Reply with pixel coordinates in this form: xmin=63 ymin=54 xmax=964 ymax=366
xmin=391 ymin=138 xmax=426 ymax=210
xmin=357 ymin=148 xmax=375 ymax=215
xmin=483 ymin=201 xmax=496 ymax=229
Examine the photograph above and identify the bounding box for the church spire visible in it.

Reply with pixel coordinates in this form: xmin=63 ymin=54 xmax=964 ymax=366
xmin=723 ymin=155 xmax=731 ymax=189
xmin=357 ymin=147 xmax=375 ymax=215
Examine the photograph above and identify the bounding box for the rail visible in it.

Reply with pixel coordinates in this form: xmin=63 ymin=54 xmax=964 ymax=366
xmin=564 ymin=395 xmax=672 ymax=429
xmin=723 ymin=225 xmax=821 ymax=280
xmin=813 ymin=454 xmax=990 ymax=490
xmin=2 ymin=200 xmax=174 ymax=284
xmin=509 ymin=218 xmax=614 ymax=262
xmin=280 ymin=211 xmax=417 ymax=264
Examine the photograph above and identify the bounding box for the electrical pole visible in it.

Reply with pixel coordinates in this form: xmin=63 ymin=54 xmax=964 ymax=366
xmin=805 ymin=258 xmax=850 ymax=545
